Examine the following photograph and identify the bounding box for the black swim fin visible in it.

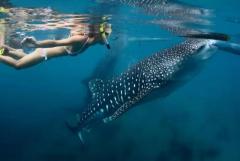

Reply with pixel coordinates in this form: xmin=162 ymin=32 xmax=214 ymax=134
xmin=0 ymin=46 xmax=9 ymax=55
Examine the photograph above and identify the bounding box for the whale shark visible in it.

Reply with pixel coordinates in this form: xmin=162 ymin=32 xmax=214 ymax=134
xmin=68 ymin=38 xmax=237 ymax=142
xmin=64 ymin=0 xmax=240 ymax=144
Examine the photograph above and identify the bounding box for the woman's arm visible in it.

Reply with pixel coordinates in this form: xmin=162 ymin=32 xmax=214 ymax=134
xmin=22 ymin=36 xmax=84 ymax=48
xmin=36 ymin=38 xmax=74 ymax=48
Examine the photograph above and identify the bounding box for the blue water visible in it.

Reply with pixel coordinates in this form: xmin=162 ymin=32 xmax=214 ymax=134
xmin=0 ymin=0 xmax=240 ymax=161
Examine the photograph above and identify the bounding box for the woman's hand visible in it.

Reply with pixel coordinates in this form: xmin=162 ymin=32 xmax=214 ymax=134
xmin=21 ymin=37 xmax=38 ymax=48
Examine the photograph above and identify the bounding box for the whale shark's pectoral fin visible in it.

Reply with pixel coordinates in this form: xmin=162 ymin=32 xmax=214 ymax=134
xmin=215 ymin=41 xmax=240 ymax=56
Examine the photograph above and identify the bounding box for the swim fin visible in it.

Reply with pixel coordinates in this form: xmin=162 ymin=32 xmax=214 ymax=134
xmin=0 ymin=47 xmax=8 ymax=55
xmin=0 ymin=48 xmax=4 ymax=55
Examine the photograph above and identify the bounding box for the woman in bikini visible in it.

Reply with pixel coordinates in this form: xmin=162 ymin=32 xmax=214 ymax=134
xmin=0 ymin=22 xmax=112 ymax=69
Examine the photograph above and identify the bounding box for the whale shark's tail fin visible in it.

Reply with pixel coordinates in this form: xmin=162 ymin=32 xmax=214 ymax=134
xmin=65 ymin=114 xmax=86 ymax=144
xmin=77 ymin=131 xmax=85 ymax=144
xmin=181 ymin=32 xmax=230 ymax=41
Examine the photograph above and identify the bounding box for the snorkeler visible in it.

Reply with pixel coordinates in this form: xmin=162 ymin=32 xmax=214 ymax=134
xmin=0 ymin=22 xmax=112 ymax=69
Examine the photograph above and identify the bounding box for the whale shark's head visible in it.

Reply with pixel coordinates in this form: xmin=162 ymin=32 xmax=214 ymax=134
xmin=192 ymin=39 xmax=217 ymax=60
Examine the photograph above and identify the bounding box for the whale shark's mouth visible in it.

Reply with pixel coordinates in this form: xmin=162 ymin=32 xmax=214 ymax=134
xmin=192 ymin=40 xmax=217 ymax=60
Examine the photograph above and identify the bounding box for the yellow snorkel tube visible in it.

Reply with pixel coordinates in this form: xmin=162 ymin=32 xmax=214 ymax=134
xmin=99 ymin=23 xmax=112 ymax=49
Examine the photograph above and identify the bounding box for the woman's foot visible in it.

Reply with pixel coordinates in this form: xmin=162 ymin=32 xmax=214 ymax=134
xmin=0 ymin=45 xmax=26 ymax=58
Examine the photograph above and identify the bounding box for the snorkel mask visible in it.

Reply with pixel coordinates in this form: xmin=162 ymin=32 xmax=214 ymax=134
xmin=99 ymin=23 xmax=112 ymax=49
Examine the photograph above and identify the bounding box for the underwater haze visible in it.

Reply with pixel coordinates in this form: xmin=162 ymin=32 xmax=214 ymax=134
xmin=0 ymin=0 xmax=240 ymax=161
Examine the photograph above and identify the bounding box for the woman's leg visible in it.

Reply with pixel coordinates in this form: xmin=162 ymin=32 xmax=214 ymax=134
xmin=0 ymin=46 xmax=67 ymax=69
xmin=0 ymin=49 xmax=42 ymax=69
xmin=9 ymin=49 xmax=27 ymax=58
xmin=0 ymin=22 xmax=6 ymax=46
xmin=0 ymin=55 xmax=18 ymax=67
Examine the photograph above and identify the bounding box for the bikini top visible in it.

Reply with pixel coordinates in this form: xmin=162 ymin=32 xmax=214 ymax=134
xmin=64 ymin=36 xmax=89 ymax=56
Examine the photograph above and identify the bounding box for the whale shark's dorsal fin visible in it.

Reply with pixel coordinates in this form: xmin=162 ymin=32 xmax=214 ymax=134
xmin=89 ymin=79 xmax=107 ymax=99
